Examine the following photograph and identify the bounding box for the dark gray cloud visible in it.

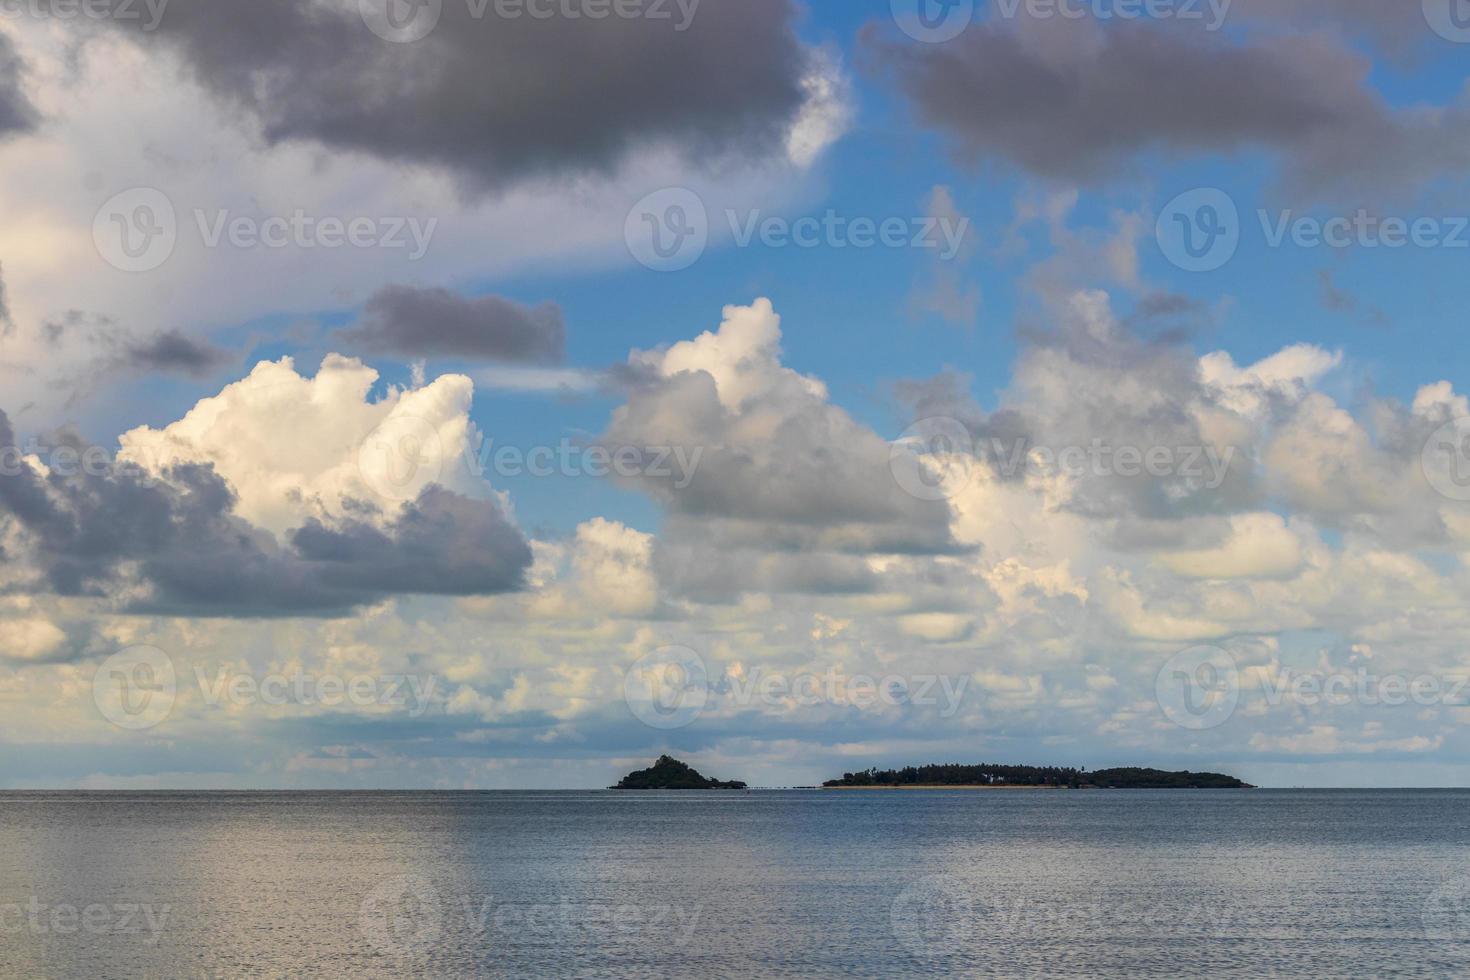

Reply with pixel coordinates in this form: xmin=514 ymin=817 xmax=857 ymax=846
xmin=340 ymin=285 xmax=565 ymax=363
xmin=0 ymin=33 xmax=38 ymax=138
xmin=1123 ymin=291 xmax=1218 ymax=341
xmin=39 ymin=313 xmax=229 ymax=375
xmin=32 ymin=314 xmax=235 ymax=401
xmin=120 ymin=329 xmax=233 ymax=377
xmin=1232 ymin=0 xmax=1432 ymax=48
xmin=88 ymin=0 xmax=809 ymax=192
xmin=0 ymin=411 xmax=531 ymax=619
xmin=863 ymin=20 xmax=1470 ymax=200
xmin=290 ymin=487 xmax=532 ymax=599
xmin=1128 ymin=292 xmax=1208 ymax=321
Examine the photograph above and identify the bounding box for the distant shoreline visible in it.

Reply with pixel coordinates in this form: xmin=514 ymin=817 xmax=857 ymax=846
xmin=823 ymin=764 xmax=1254 ymax=790
xmin=823 ymin=784 xmax=1070 ymax=790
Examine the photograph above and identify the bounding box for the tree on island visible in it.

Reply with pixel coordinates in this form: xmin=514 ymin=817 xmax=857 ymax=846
xmin=822 ymin=763 xmax=1251 ymax=789
xmin=612 ymin=755 xmax=747 ymax=790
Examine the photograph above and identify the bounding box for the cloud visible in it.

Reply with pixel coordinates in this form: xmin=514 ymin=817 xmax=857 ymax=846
xmin=22 ymin=314 xmax=233 ymax=394
xmin=1125 ymin=292 xmax=1219 ymax=338
xmin=0 ymin=355 xmax=534 ymax=618
xmin=527 ymin=518 xmax=662 ymax=619
xmin=339 ymin=285 xmax=565 ymax=363
xmin=0 ymin=422 xmax=530 ymax=617
xmin=0 ymin=614 xmax=66 ymax=662
xmin=0 ymin=33 xmax=38 ymax=138
xmin=910 ymin=186 xmax=980 ymax=328
xmin=1155 ymin=512 xmax=1305 ymax=580
xmin=1199 ymin=343 xmax=1343 ymax=419
xmin=473 ymin=365 xmax=600 ymax=394
xmin=983 ymin=291 xmax=1264 ymax=522
xmin=602 ymin=299 xmax=960 ymax=568
xmin=1316 ymin=269 xmax=1390 ymax=327
xmin=119 ymin=329 xmax=232 ymax=377
xmin=117 ymin=354 xmax=489 ymax=535
xmin=863 ymin=18 xmax=1470 ymax=200
xmin=289 ymin=485 xmax=532 ymax=600
xmin=785 ymin=45 xmax=854 ymax=168
xmin=1006 ymin=189 xmax=1145 ymax=308
xmin=1231 ymin=0 xmax=1435 ymax=49
xmin=0 ymin=263 xmax=11 ymax=334
xmin=88 ymin=0 xmax=813 ymax=193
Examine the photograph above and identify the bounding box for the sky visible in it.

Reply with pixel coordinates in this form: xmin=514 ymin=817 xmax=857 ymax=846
xmin=3 ymin=0 xmax=1470 ymax=788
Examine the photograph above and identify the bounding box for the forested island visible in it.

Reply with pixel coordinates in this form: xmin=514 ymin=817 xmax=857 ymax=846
xmin=823 ymin=763 xmax=1252 ymax=789
xmin=611 ymin=755 xmax=748 ymax=790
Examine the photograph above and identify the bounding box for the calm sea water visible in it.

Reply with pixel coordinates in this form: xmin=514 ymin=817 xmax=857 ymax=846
xmin=1 ymin=789 xmax=1468 ymax=978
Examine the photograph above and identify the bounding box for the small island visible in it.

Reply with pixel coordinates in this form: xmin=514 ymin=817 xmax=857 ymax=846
xmin=611 ymin=755 xmax=748 ymax=790
xmin=823 ymin=763 xmax=1252 ymax=790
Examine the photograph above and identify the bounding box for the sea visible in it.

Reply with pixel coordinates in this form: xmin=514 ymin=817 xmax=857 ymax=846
xmin=1 ymin=789 xmax=1467 ymax=978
